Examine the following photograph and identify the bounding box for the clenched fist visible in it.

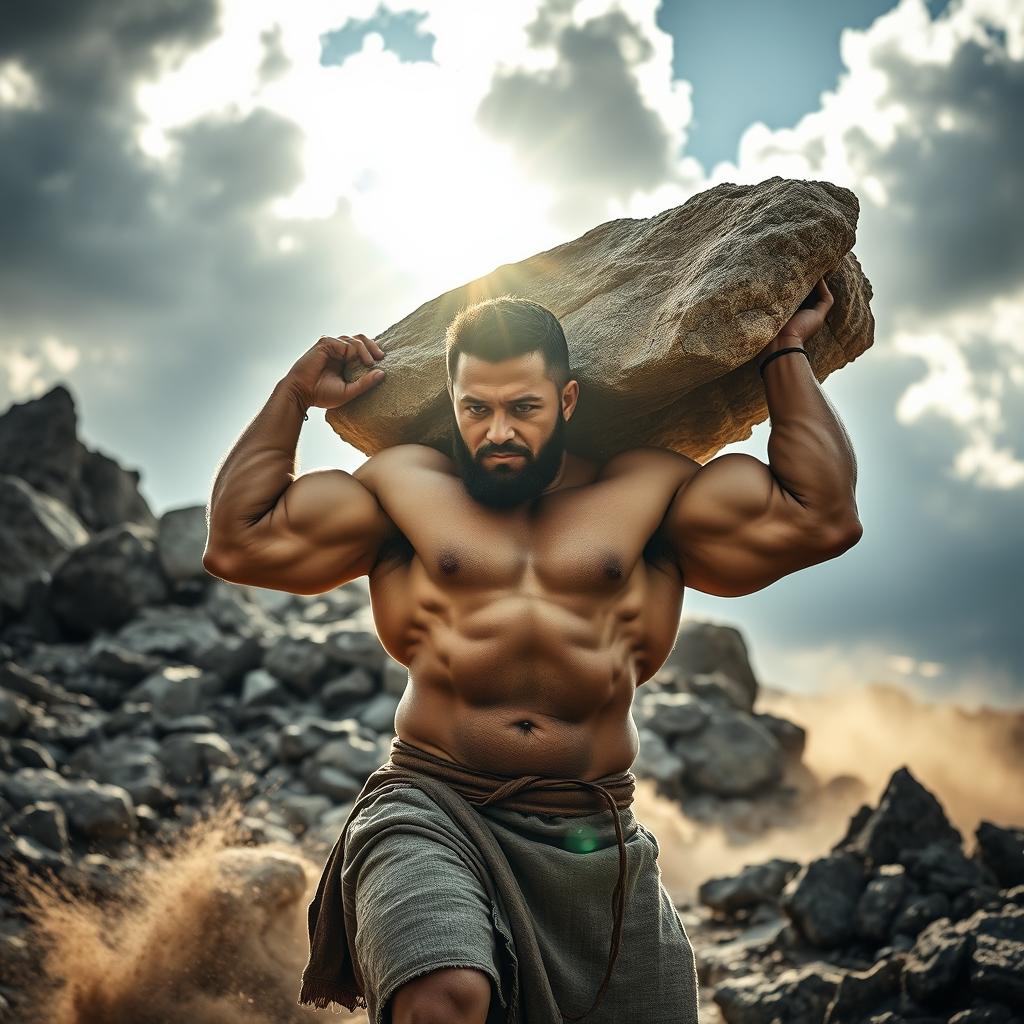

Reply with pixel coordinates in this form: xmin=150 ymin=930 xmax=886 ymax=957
xmin=284 ymin=333 xmax=386 ymax=412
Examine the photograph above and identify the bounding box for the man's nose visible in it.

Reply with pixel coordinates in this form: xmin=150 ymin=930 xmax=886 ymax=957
xmin=485 ymin=415 xmax=515 ymax=444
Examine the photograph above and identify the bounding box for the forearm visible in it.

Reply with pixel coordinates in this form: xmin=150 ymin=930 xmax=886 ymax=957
xmin=205 ymin=377 xmax=309 ymax=555
xmin=759 ymin=339 xmax=861 ymax=529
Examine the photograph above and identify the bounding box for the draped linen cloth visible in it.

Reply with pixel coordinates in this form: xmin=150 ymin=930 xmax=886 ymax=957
xmin=298 ymin=736 xmax=700 ymax=1024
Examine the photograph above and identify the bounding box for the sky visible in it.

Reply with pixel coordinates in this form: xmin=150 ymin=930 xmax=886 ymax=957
xmin=1 ymin=0 xmax=1022 ymax=709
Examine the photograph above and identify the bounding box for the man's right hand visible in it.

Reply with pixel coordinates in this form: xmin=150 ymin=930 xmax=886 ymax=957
xmin=283 ymin=333 xmax=386 ymax=411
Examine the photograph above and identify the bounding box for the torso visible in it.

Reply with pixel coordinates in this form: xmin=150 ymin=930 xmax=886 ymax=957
xmin=356 ymin=444 xmax=699 ymax=780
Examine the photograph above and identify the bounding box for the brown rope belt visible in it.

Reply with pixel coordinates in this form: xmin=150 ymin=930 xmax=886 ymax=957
xmin=385 ymin=738 xmax=636 ymax=1021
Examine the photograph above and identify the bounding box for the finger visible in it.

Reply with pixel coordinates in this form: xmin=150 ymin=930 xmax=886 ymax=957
xmin=336 ymin=335 xmax=367 ymax=365
xmin=341 ymin=334 xmax=375 ymax=366
xmin=319 ymin=335 xmax=354 ymax=359
xmin=355 ymin=332 xmax=386 ymax=359
xmin=345 ymin=366 xmax=385 ymax=397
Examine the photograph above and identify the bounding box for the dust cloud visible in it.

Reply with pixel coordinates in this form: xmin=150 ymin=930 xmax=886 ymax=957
xmin=11 ymin=681 xmax=1020 ymax=1020
xmin=760 ymin=679 xmax=1024 ymax=835
xmin=634 ymin=679 xmax=1023 ymax=907
xmin=14 ymin=804 xmax=365 ymax=1024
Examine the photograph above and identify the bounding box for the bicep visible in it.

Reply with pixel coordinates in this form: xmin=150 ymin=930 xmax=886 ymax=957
xmin=665 ymin=453 xmax=852 ymax=597
xmin=207 ymin=466 xmax=396 ymax=595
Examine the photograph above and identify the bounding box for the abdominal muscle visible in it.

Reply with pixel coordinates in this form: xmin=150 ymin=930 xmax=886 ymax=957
xmin=392 ymin=673 xmax=640 ymax=781
xmin=371 ymin=545 xmax=665 ymax=782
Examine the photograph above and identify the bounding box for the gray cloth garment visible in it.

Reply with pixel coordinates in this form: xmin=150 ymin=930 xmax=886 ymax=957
xmin=343 ymin=780 xmax=700 ymax=1024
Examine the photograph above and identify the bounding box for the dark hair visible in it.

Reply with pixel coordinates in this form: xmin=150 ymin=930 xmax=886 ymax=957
xmin=445 ymin=294 xmax=572 ymax=392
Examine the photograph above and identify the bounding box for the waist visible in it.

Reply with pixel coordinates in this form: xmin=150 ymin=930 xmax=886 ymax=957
xmin=395 ymin=689 xmax=640 ymax=778
xmin=385 ymin=736 xmax=636 ymax=816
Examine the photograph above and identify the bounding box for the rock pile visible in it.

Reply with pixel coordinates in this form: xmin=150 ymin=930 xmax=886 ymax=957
xmin=691 ymin=766 xmax=1024 ymax=1023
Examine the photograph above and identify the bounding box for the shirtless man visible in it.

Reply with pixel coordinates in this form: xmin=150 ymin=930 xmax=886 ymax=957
xmin=203 ymin=281 xmax=861 ymax=1023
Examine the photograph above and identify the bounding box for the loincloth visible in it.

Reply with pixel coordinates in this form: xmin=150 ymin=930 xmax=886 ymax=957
xmin=298 ymin=736 xmax=699 ymax=1024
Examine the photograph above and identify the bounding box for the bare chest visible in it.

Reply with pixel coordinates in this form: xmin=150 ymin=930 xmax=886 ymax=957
xmin=372 ymin=471 xmax=679 ymax=597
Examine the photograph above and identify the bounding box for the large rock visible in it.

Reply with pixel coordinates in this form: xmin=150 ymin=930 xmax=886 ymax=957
xmin=667 ymin=620 xmax=760 ymax=712
xmin=0 ymin=474 xmax=90 ymax=614
xmin=781 ymin=851 xmax=867 ymax=948
xmin=324 ymin=176 xmax=874 ymax=463
xmin=714 ymin=960 xmax=846 ymax=1024
xmin=46 ymin=523 xmax=170 ymax=637
xmin=156 ymin=504 xmax=210 ymax=583
xmin=975 ymin=821 xmax=1024 ymax=889
xmin=675 ymin=707 xmax=784 ymax=796
xmin=837 ymin=766 xmax=963 ymax=869
xmin=698 ymin=857 xmax=801 ymax=914
xmin=0 ymin=384 xmax=156 ymax=532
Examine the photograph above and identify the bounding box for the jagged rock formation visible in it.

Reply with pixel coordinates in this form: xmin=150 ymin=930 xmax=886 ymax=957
xmin=692 ymin=766 xmax=1024 ymax=1023
xmin=323 ymin=175 xmax=875 ymax=464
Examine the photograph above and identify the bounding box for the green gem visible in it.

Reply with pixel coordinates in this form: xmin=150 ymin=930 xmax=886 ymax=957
xmin=565 ymin=823 xmax=599 ymax=853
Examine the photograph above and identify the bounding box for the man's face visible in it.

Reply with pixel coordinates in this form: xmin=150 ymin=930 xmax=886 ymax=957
xmin=448 ymin=350 xmax=576 ymax=510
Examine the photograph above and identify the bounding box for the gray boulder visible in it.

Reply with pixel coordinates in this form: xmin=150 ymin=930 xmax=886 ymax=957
xmin=0 ymin=474 xmax=90 ymax=614
xmin=157 ymin=504 xmax=210 ymax=583
xmin=356 ymin=691 xmax=401 ymax=734
xmin=667 ymin=620 xmax=760 ymax=711
xmin=630 ymin=728 xmax=685 ymax=784
xmin=781 ymin=851 xmax=867 ymax=948
xmin=262 ymin=631 xmax=331 ymax=693
xmin=698 ymin=857 xmax=801 ymax=914
xmin=674 ymin=708 xmax=783 ymax=796
xmin=111 ymin=604 xmax=261 ymax=681
xmin=46 ymin=523 xmax=169 ymax=636
xmin=0 ymin=384 xmax=156 ymax=533
xmin=632 ymin=691 xmax=710 ymax=740
xmin=2 ymin=768 xmax=136 ymax=841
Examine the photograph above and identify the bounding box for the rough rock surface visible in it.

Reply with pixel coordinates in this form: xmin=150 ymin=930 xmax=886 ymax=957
xmin=324 ymin=175 xmax=875 ymax=464
xmin=689 ymin=765 xmax=1023 ymax=1024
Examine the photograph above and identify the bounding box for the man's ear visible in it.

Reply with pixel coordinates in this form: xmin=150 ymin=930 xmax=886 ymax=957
xmin=561 ymin=379 xmax=579 ymax=421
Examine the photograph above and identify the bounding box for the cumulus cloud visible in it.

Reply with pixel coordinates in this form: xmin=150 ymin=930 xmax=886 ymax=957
xmin=699 ymin=0 xmax=1024 ymax=485
xmin=475 ymin=1 xmax=697 ymax=225
xmin=0 ymin=0 xmax=1021 ymax=701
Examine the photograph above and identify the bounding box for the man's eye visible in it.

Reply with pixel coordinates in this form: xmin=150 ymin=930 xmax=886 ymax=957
xmin=515 ymin=405 xmax=536 ymax=413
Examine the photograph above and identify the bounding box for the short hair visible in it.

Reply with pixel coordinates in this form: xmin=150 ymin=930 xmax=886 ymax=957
xmin=445 ymin=294 xmax=572 ymax=393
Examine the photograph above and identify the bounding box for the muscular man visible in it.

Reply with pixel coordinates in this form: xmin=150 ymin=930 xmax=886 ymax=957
xmin=203 ymin=283 xmax=861 ymax=1024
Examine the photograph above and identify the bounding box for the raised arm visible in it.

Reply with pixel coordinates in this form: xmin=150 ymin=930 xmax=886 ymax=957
xmin=664 ymin=276 xmax=863 ymax=597
xmin=203 ymin=333 xmax=393 ymax=594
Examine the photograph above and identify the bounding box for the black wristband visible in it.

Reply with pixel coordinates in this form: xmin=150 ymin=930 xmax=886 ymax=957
xmin=759 ymin=345 xmax=809 ymax=380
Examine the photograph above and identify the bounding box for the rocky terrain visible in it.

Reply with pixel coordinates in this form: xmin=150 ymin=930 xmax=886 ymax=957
xmin=687 ymin=766 xmax=1024 ymax=1023
xmin=0 ymin=383 xmax=1021 ymax=1023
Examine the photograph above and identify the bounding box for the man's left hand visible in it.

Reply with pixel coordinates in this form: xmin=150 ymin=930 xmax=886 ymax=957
xmin=775 ymin=275 xmax=834 ymax=345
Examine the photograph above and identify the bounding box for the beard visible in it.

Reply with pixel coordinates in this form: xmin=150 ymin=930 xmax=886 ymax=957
xmin=449 ymin=407 xmax=567 ymax=509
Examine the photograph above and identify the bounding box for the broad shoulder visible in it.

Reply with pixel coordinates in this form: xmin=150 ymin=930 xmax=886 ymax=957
xmin=597 ymin=445 xmax=702 ymax=489
xmin=352 ymin=442 xmax=453 ymax=494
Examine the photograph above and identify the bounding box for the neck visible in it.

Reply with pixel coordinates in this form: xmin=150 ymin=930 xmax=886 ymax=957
xmin=541 ymin=451 xmax=568 ymax=494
